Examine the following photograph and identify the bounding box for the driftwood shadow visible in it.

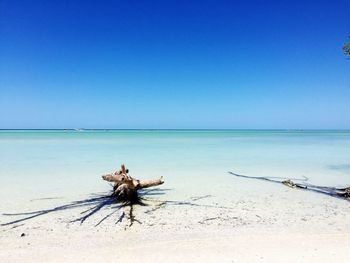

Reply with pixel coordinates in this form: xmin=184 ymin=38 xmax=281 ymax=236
xmin=229 ymin=171 xmax=350 ymax=201
xmin=1 ymin=188 xmax=225 ymax=228
xmin=1 ymin=188 xmax=170 ymax=228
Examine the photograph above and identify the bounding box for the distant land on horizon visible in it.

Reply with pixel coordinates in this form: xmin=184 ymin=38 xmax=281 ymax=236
xmin=1 ymin=128 xmax=350 ymax=132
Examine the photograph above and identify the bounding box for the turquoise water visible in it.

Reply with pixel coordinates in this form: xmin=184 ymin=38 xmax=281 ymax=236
xmin=0 ymin=130 xmax=349 ymax=202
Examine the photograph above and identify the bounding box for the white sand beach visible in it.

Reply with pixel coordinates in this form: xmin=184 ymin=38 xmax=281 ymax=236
xmin=1 ymin=130 xmax=350 ymax=262
xmin=1 ymin=0 xmax=349 ymax=260
xmin=1 ymin=170 xmax=350 ymax=262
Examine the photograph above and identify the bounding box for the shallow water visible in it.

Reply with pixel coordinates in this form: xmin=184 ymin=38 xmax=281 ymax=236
xmin=0 ymin=130 xmax=349 ymax=204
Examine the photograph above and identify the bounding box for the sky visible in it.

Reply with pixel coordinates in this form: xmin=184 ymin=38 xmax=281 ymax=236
xmin=0 ymin=0 xmax=349 ymax=129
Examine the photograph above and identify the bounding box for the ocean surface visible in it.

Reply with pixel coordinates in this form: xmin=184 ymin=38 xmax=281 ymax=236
xmin=1 ymin=130 xmax=350 ymax=204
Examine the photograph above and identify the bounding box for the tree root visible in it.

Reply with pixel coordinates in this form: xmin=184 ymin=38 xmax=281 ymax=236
xmin=102 ymin=164 xmax=164 ymax=201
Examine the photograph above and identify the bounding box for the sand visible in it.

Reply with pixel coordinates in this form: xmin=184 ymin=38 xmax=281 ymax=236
xmin=1 ymin=175 xmax=350 ymax=262
xmin=2 ymin=231 xmax=350 ymax=262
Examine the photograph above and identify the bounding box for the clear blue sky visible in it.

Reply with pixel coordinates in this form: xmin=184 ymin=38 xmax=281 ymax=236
xmin=0 ymin=0 xmax=349 ymax=129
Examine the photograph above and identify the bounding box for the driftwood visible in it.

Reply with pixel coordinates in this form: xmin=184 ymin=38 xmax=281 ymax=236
xmin=1 ymin=166 xmax=166 ymax=228
xmin=1 ymin=188 xmax=171 ymax=228
xmin=229 ymin=171 xmax=350 ymax=201
xmin=2 ymin=166 xmax=243 ymax=228
xmin=102 ymin=164 xmax=164 ymax=201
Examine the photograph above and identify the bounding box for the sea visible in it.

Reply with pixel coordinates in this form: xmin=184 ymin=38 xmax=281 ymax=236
xmin=0 ymin=130 xmax=349 ymax=204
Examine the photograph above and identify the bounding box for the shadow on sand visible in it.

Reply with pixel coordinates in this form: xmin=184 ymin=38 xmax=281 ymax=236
xmin=229 ymin=171 xmax=350 ymax=201
xmin=1 ymin=188 xmax=169 ymax=228
xmin=1 ymin=188 xmax=224 ymax=228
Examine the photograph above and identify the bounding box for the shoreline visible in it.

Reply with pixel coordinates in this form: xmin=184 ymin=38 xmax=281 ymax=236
xmin=1 ymin=130 xmax=350 ymax=262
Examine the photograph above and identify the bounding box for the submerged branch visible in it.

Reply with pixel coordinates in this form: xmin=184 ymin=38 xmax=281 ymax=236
xmin=229 ymin=171 xmax=350 ymax=201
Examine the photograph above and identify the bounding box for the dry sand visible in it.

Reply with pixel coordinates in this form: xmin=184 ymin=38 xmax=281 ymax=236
xmin=1 ymin=177 xmax=350 ymax=262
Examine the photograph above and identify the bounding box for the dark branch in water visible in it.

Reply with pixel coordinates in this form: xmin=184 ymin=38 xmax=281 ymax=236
xmin=229 ymin=171 xmax=350 ymax=201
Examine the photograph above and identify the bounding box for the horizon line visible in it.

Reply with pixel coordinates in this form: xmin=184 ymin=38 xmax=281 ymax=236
xmin=1 ymin=128 xmax=350 ymax=131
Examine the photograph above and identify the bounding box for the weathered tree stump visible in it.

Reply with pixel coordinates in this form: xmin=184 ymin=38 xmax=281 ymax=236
xmin=102 ymin=164 xmax=164 ymax=201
